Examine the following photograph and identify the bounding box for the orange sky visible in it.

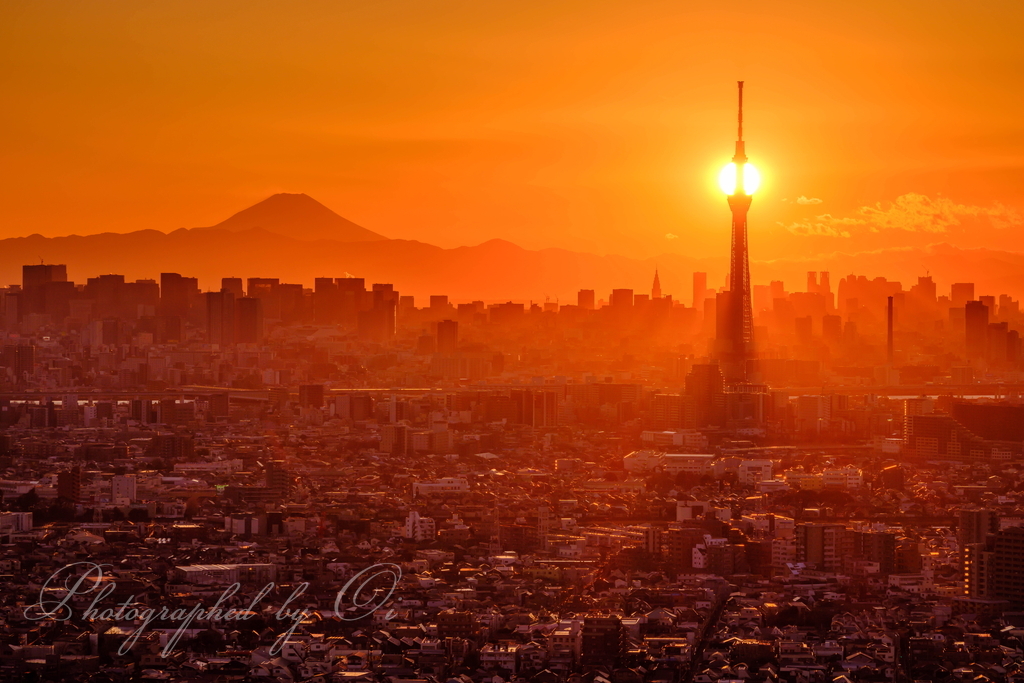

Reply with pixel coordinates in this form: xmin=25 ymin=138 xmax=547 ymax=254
xmin=1 ymin=0 xmax=1022 ymax=262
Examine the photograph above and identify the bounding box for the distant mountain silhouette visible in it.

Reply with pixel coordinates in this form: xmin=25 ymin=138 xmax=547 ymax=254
xmin=200 ymin=193 xmax=387 ymax=242
xmin=1 ymin=227 xmax=1022 ymax=302
xmin=2 ymin=194 xmax=1022 ymax=299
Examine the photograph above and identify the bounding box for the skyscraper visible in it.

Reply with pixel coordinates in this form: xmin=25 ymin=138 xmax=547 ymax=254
xmin=206 ymin=290 xmax=235 ymax=347
xmin=235 ymin=297 xmax=264 ymax=344
xmin=692 ymin=272 xmax=707 ymax=309
xmin=652 ymin=270 xmax=662 ymax=299
xmin=714 ymin=82 xmax=757 ymax=380
xmin=437 ymin=319 xmax=458 ymax=353
xmin=965 ymin=300 xmax=989 ymax=360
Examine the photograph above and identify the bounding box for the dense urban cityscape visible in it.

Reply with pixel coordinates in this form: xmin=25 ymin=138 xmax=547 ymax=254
xmin=4 ymin=2 xmax=1024 ymax=682
xmin=0 ymin=258 xmax=1023 ymax=682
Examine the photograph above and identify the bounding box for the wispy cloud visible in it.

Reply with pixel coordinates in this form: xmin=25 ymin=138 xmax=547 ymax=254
xmin=796 ymin=196 xmax=822 ymax=205
xmin=858 ymin=193 xmax=1021 ymax=232
xmin=780 ymin=216 xmax=859 ymax=238
xmin=665 ymin=233 xmax=679 ymax=239
xmin=782 ymin=193 xmax=1022 ymax=238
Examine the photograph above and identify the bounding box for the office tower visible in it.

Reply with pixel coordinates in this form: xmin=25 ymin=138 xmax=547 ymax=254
xmin=84 ymin=274 xmax=125 ymax=318
xmin=887 ymin=295 xmax=894 ymax=364
xmin=988 ymin=322 xmax=1009 ymax=363
xmin=336 ymin=392 xmax=374 ymax=421
xmin=715 ymin=83 xmax=756 ymax=381
xmin=819 ymin=271 xmax=831 ymax=294
xmin=999 ymin=294 xmax=1020 ymax=319
xmin=609 ymin=289 xmax=634 ymax=308
xmin=951 ymin=282 xmax=975 ymax=308
xmin=692 ymin=272 xmax=707 ymax=308
xmin=21 ymin=264 xmax=68 ymax=316
xmin=313 ymin=277 xmax=339 ymax=323
xmin=3 ymin=290 xmax=19 ymax=328
xmin=246 ymin=277 xmax=279 ymax=297
xmin=437 ymin=319 xmax=458 ymax=353
xmin=205 ymin=290 xmax=236 ymax=347
xmin=685 ymin=363 xmax=725 ymax=427
xmin=651 ymin=393 xmax=697 ymax=430
xmin=358 ymin=284 xmax=398 ymax=342
xmin=221 ymin=277 xmax=244 ymax=298
xmin=299 ymin=384 xmax=325 ymax=408
xmin=807 ymin=271 xmax=818 ymax=293
xmin=235 ymin=297 xmax=264 ymax=344
xmin=336 ymin=277 xmax=366 ymax=326
xmin=652 ymin=270 xmax=662 ymax=299
xmin=577 ymin=289 xmax=595 ymax=310
xmin=822 ymin=314 xmax=842 ymax=343
xmin=122 ymin=279 xmax=160 ymax=318
xmin=276 ymin=283 xmax=305 ymax=323
xmin=795 ymin=316 xmax=813 ymax=344
xmin=510 ymin=389 xmax=560 ymax=427
xmin=430 ymin=295 xmax=449 ymax=310
xmin=2 ymin=343 xmax=35 ymax=381
xmin=381 ymin=424 xmax=410 ymax=455
xmin=160 ymin=272 xmax=196 ymax=319
xmin=22 ymin=264 xmax=67 ymax=291
xmin=965 ymin=300 xmax=989 ymax=360
xmin=246 ymin=278 xmax=281 ymax=319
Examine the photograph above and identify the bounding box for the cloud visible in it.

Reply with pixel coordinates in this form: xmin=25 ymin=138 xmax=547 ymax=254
xmin=780 ymin=217 xmax=856 ymax=238
xmin=858 ymin=193 xmax=1021 ymax=233
xmin=782 ymin=193 xmax=1022 ymax=238
xmin=796 ymin=196 xmax=822 ymax=205
xmin=665 ymin=233 xmax=679 ymax=239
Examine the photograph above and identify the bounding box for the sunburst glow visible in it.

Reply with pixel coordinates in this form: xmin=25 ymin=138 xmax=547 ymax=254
xmin=718 ymin=162 xmax=761 ymax=195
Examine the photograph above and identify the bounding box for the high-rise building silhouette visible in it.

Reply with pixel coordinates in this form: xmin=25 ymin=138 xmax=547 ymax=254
xmin=314 ymin=277 xmax=339 ymax=323
xmin=965 ymin=300 xmax=989 ymax=360
xmin=609 ymin=289 xmax=633 ymax=309
xmin=235 ymin=297 xmax=264 ymax=344
xmin=715 ymin=82 xmax=755 ymax=380
xmin=577 ymin=289 xmax=595 ymax=310
xmin=160 ymin=272 xmax=196 ymax=319
xmin=437 ymin=319 xmax=458 ymax=353
xmin=299 ymin=384 xmax=325 ymax=408
xmin=221 ymin=277 xmax=244 ymax=298
xmin=21 ymin=264 xmax=68 ymax=317
xmin=651 ymin=270 xmax=662 ymax=299
xmin=206 ymin=290 xmax=236 ymax=347
xmin=685 ymin=362 xmax=725 ymax=427
xmin=952 ymin=282 xmax=975 ymax=308
xmin=692 ymin=272 xmax=707 ymax=309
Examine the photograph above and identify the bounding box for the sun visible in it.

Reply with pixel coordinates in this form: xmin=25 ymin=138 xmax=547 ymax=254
xmin=718 ymin=162 xmax=761 ymax=195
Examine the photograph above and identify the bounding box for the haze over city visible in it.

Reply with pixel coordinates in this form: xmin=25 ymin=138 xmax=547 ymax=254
xmin=2 ymin=3 xmax=1024 ymax=683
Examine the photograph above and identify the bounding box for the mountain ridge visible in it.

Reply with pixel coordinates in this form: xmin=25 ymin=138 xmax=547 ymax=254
xmin=196 ymin=192 xmax=387 ymax=242
xmin=1 ymin=194 xmax=1022 ymax=300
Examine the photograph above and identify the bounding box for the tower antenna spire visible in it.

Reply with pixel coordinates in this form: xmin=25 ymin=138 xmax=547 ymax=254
xmin=737 ymin=81 xmax=744 ymax=142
